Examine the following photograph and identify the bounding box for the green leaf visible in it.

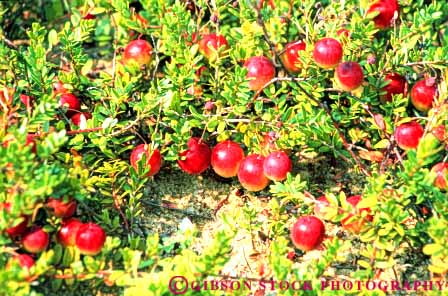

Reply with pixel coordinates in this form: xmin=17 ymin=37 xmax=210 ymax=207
xmin=48 ymin=29 xmax=59 ymax=47
xmin=423 ymin=243 xmax=444 ymax=255
xmin=357 ymin=196 xmax=377 ymax=209
xmin=416 ymin=133 xmax=443 ymax=166
xmin=357 ymin=259 xmax=371 ymax=269
xmin=373 ymin=139 xmax=390 ymax=149
xmin=375 ymin=259 xmax=394 ymax=269
xmin=428 ymin=264 xmax=448 ymax=274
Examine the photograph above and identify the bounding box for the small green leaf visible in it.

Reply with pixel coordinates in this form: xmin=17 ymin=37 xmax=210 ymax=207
xmin=357 ymin=259 xmax=371 ymax=269
xmin=423 ymin=243 xmax=443 ymax=255
xmin=357 ymin=196 xmax=377 ymax=209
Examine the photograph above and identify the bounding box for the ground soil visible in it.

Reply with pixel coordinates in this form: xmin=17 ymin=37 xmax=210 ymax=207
xmin=139 ymin=155 xmax=429 ymax=291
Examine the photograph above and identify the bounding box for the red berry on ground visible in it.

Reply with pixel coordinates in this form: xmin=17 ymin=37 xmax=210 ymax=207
xmin=263 ymin=151 xmax=292 ymax=181
xmin=237 ymin=154 xmax=270 ymax=191
xmin=75 ymin=222 xmax=106 ymax=256
xmin=211 ymin=140 xmax=245 ymax=178
xmin=290 ymin=216 xmax=325 ymax=251
xmin=83 ymin=13 xmax=95 ymax=20
xmin=178 ymin=137 xmax=211 ymax=175
xmin=26 ymin=134 xmax=37 ymax=154
xmin=432 ymin=125 xmax=446 ymax=142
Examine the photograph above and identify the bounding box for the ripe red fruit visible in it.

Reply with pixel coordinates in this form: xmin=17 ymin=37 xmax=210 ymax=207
xmin=1 ymin=202 xmax=29 ymax=238
xmin=123 ymin=39 xmax=153 ymax=66
xmin=22 ymin=227 xmax=49 ymax=253
xmin=394 ymin=121 xmax=424 ymax=150
xmin=431 ymin=162 xmax=448 ymax=191
xmin=45 ymin=197 xmax=77 ymax=218
xmin=26 ymin=134 xmax=37 ymax=154
xmin=312 ymin=38 xmax=343 ymax=69
xmin=75 ymin=222 xmax=106 ymax=255
xmin=410 ymin=78 xmax=438 ymax=112
xmin=341 ymin=195 xmax=373 ymax=234
xmin=381 ymin=73 xmax=406 ymax=102
xmin=263 ymin=151 xmax=292 ymax=181
xmin=130 ymin=144 xmax=162 ymax=177
xmin=335 ymin=61 xmax=364 ymax=91
xmin=281 ymin=40 xmax=306 ymax=73
xmin=83 ymin=13 xmax=95 ymax=20
xmin=59 ymin=93 xmax=81 ymax=116
xmin=20 ymin=94 xmax=33 ymax=108
xmin=204 ymin=101 xmax=215 ymax=111
xmin=290 ymin=216 xmax=325 ymax=251
xmin=70 ymin=112 xmax=92 ymax=126
xmin=7 ymin=254 xmax=35 ymax=280
xmin=211 ymin=140 xmax=245 ymax=178
xmin=11 ymin=254 xmax=35 ymax=270
xmin=237 ymin=154 xmax=270 ymax=191
xmin=58 ymin=218 xmax=83 ymax=247
xmin=198 ymin=33 xmax=229 ymax=61
xmin=6 ymin=218 xmax=29 ymax=238
xmin=367 ymin=0 xmax=399 ymax=29
xmin=243 ymin=56 xmax=276 ymax=91
xmin=178 ymin=137 xmax=211 ymax=175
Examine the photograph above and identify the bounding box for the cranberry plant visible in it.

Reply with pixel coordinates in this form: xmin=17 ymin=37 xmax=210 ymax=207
xmin=0 ymin=0 xmax=447 ymax=295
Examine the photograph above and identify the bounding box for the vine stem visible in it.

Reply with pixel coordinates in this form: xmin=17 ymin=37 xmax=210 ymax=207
xmin=66 ymin=127 xmax=103 ymax=135
xmin=111 ymin=176 xmax=130 ymax=232
xmin=401 ymin=60 xmax=448 ymax=67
